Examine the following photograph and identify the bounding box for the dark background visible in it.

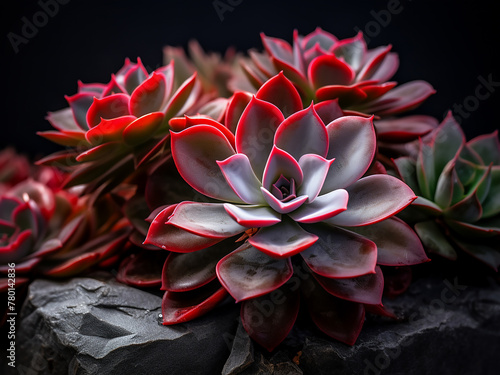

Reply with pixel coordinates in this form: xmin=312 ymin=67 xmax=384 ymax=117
xmin=1 ymin=0 xmax=499 ymax=160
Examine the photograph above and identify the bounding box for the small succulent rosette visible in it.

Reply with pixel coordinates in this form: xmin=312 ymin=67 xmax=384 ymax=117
xmin=230 ymin=28 xmax=434 ymax=117
xmin=37 ymin=58 xmax=203 ymax=190
xmin=394 ymin=112 xmax=500 ymax=270
xmin=0 ymin=177 xmax=130 ymax=281
xmin=144 ymin=73 xmax=428 ymax=350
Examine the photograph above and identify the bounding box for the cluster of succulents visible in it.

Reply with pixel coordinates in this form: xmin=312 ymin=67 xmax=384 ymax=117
xmin=2 ymin=28 xmax=499 ymax=350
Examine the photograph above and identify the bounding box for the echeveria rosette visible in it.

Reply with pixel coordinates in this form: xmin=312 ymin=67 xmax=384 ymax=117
xmin=145 ymin=73 xmax=427 ymax=349
xmin=230 ymin=28 xmax=435 ymax=118
xmin=0 ymin=180 xmax=130 ymax=279
xmin=394 ymin=112 xmax=500 ymax=270
xmin=37 ymin=58 xmax=202 ymax=190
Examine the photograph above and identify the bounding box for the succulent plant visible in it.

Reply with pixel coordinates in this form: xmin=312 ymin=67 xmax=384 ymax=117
xmin=37 ymin=58 xmax=202 ymax=192
xmin=164 ymin=39 xmax=239 ymax=97
xmin=394 ymin=112 xmax=500 ymax=270
xmin=144 ymin=73 xmax=428 ymax=349
xmin=230 ymin=28 xmax=435 ymax=117
xmin=0 ymin=148 xmax=30 ymax=194
xmin=0 ymin=177 xmax=131 ymax=278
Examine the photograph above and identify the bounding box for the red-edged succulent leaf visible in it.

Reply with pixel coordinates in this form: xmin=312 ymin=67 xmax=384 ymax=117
xmin=216 ymin=243 xmax=293 ymax=302
xmin=255 ymin=71 xmax=303 ymax=118
xmin=144 ymin=205 xmax=223 ymax=252
xmin=288 ymin=188 xmax=348 ymax=224
xmin=313 ymin=266 xmax=384 ymax=305
xmin=313 ymin=99 xmax=344 ymax=125
xmin=164 ymin=72 xmax=199 ymax=119
xmin=167 ymin=202 xmax=247 ymax=238
xmin=122 ymin=112 xmax=164 ymax=146
xmin=181 ymin=115 xmax=236 ymax=147
xmin=161 ymin=280 xmax=228 ymax=324
xmin=46 ymin=107 xmax=83 ymax=132
xmin=225 ymin=91 xmax=253 ymax=133
xmin=331 ymin=31 xmax=366 ymax=71
xmin=241 ymin=283 xmax=300 ymax=351
xmin=197 ymin=98 xmax=228 ymax=123
xmin=309 ymin=55 xmax=355 ymax=89
xmin=75 ymin=142 xmax=123 ymax=163
xmin=300 ymin=224 xmax=377 ymax=278
xmin=129 ymin=72 xmax=167 ymax=117
xmin=316 ymin=84 xmax=368 ymax=106
xmin=302 ymin=27 xmax=338 ymax=52
xmin=364 ymin=81 xmax=435 ymax=116
xmin=321 ymin=116 xmax=376 ymax=192
xmin=235 ymin=97 xmax=284 ymax=178
xmin=260 ymin=188 xmax=308 ymax=214
xmin=65 ymin=93 xmax=95 ymax=130
xmin=162 ymin=237 xmax=238 ymax=292
xmin=223 ymin=204 xmax=281 ymax=227
xmin=248 ymin=217 xmax=318 ymax=258
xmin=43 ymin=227 xmax=131 ymax=277
xmin=327 ymin=175 xmax=416 ymax=227
xmin=375 ymin=115 xmax=438 ymax=142
xmin=37 ymin=130 xmax=87 ymax=147
xmin=171 ymin=125 xmax=243 ymax=203
xmin=274 ymin=104 xmax=329 ymax=160
xmin=123 ymin=58 xmax=148 ymax=94
xmin=0 ymin=230 xmax=34 ymax=263
xmin=304 ymin=276 xmax=365 ymax=345
xmin=297 ymin=155 xmax=335 ymax=203
xmin=86 ymin=94 xmax=131 ymax=128
xmin=348 ymin=217 xmax=429 ymax=266
xmin=117 ymin=250 xmax=168 ymax=287
xmin=217 ymin=154 xmax=266 ymax=204
xmin=358 ymin=44 xmax=395 ymax=80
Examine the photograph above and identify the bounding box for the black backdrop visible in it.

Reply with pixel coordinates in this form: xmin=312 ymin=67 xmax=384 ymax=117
xmin=2 ymin=0 xmax=499 ymax=159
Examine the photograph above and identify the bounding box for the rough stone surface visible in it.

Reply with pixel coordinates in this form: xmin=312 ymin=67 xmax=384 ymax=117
xmin=4 ymin=275 xmax=500 ymax=375
xmin=297 ymin=276 xmax=500 ymax=375
xmin=222 ymin=276 xmax=500 ymax=375
xmin=4 ymin=273 xmax=238 ymax=375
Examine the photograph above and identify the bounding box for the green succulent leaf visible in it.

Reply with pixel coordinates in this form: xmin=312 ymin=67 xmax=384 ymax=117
xmin=481 ymin=166 xmax=500 ymax=218
xmin=416 ymin=141 xmax=436 ymax=200
xmin=414 ymin=220 xmax=457 ymax=260
xmin=434 ymin=159 xmax=465 ymax=208
xmin=393 ymin=156 xmax=421 ymax=195
xmin=467 ymin=131 xmax=500 ymax=165
xmin=431 ymin=113 xmax=465 ymax=176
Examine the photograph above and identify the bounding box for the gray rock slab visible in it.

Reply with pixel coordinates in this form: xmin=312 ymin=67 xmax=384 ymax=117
xmin=5 ymin=273 xmax=238 ymax=375
xmin=4 ymin=275 xmax=500 ymax=375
